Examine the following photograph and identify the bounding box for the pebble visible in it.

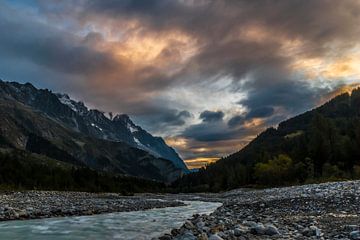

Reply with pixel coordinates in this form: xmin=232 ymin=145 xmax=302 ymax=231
xmin=159 ymin=180 xmax=360 ymax=240
xmin=208 ymin=234 xmax=223 ymax=240
xmin=350 ymin=230 xmax=360 ymax=240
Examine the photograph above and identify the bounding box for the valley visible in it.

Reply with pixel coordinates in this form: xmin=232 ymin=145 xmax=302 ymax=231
xmin=1 ymin=80 xmax=360 ymax=240
xmin=1 ymin=1 xmax=360 ymax=239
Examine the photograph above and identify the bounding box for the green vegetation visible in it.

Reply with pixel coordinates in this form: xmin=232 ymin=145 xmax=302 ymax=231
xmin=0 ymin=149 xmax=166 ymax=194
xmin=174 ymin=88 xmax=360 ymax=192
xmin=254 ymin=154 xmax=294 ymax=186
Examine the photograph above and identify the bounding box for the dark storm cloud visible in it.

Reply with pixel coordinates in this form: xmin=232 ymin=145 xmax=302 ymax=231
xmin=227 ymin=115 xmax=245 ymax=128
xmin=199 ymin=110 xmax=224 ymax=122
xmin=133 ymin=108 xmax=192 ymax=133
xmin=183 ymin=111 xmax=230 ymax=142
xmin=157 ymin=109 xmax=191 ymax=126
xmin=84 ymin=0 xmax=360 ymax=41
xmin=240 ymin=80 xmax=320 ymax=114
xmin=247 ymin=107 xmax=274 ymax=119
xmin=183 ymin=110 xmax=262 ymax=143
xmin=0 ymin=7 xmax=119 ymax=76
xmin=2 ymin=0 xmax=360 ymax=166
xmin=182 ymin=122 xmax=236 ymax=142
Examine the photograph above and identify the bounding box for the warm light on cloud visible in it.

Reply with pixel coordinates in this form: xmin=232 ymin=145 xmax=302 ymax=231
xmin=322 ymin=56 xmax=360 ymax=79
xmin=319 ymin=83 xmax=360 ymax=105
xmin=290 ymin=52 xmax=360 ymax=81
xmin=2 ymin=0 xmax=360 ymax=168
xmin=243 ymin=118 xmax=265 ymax=129
xmin=165 ymin=137 xmax=188 ymax=149
xmin=185 ymin=157 xmax=219 ymax=169
xmin=112 ymin=29 xmax=198 ymax=67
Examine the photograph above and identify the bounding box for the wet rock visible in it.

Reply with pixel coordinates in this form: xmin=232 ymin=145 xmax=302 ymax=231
xmin=242 ymin=220 xmax=257 ymax=228
xmin=234 ymin=226 xmax=249 ymax=236
xmin=210 ymin=224 xmax=225 ymax=234
xmin=346 ymin=225 xmax=359 ymax=231
xmin=184 ymin=220 xmax=195 ymax=230
xmin=198 ymin=233 xmax=208 ymax=240
xmin=208 ymin=234 xmax=223 ymax=240
xmin=250 ymin=223 xmax=266 ymax=235
xmin=174 ymin=231 xmax=196 ymax=240
xmin=350 ymin=230 xmax=360 ymax=240
xmin=302 ymin=226 xmax=321 ymax=238
xmin=264 ymin=224 xmax=280 ymax=236
xmin=159 ymin=234 xmax=172 ymax=240
xmin=196 ymin=221 xmax=205 ymax=229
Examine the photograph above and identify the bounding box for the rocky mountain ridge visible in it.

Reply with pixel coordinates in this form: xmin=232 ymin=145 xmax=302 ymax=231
xmin=0 ymin=79 xmax=187 ymax=181
xmin=0 ymin=80 xmax=188 ymax=172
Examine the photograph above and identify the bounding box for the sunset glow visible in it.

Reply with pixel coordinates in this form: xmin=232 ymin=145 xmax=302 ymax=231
xmin=1 ymin=0 xmax=360 ymax=168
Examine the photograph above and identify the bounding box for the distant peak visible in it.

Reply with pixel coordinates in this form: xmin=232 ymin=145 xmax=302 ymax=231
xmin=113 ymin=114 xmax=130 ymax=122
xmin=56 ymin=93 xmax=88 ymax=114
xmin=23 ymin=82 xmax=35 ymax=89
xmin=56 ymin=93 xmax=70 ymax=99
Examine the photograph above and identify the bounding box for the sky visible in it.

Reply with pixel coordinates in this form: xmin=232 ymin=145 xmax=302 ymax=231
xmin=1 ymin=0 xmax=360 ymax=169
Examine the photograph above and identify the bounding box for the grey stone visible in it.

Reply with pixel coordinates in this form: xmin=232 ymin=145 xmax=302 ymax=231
xmin=350 ymin=231 xmax=360 ymax=240
xmin=174 ymin=232 xmax=196 ymax=240
xmin=208 ymin=234 xmax=223 ymax=240
xmin=346 ymin=225 xmax=359 ymax=232
xmin=184 ymin=220 xmax=195 ymax=230
xmin=264 ymin=224 xmax=280 ymax=236
xmin=251 ymin=223 xmax=266 ymax=235
xmin=302 ymin=226 xmax=321 ymax=238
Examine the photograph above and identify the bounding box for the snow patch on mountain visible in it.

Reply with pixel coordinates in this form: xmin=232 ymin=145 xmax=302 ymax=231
xmin=57 ymin=94 xmax=78 ymax=112
xmin=51 ymin=91 xmax=188 ymax=172
xmin=127 ymin=123 xmax=138 ymax=133
xmin=91 ymin=123 xmax=103 ymax=131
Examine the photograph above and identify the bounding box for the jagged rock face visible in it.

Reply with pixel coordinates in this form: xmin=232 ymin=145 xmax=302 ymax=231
xmin=0 ymin=80 xmax=188 ymax=173
xmin=0 ymin=80 xmax=187 ymax=181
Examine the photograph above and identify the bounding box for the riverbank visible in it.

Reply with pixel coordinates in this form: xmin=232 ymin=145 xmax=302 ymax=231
xmin=0 ymin=201 xmax=222 ymax=240
xmin=0 ymin=191 xmax=184 ymax=221
xmin=161 ymin=180 xmax=360 ymax=240
xmin=1 ymin=181 xmax=360 ymax=239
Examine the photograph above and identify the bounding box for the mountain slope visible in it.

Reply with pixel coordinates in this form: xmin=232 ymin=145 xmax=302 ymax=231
xmin=176 ymin=88 xmax=360 ymax=191
xmin=0 ymin=80 xmax=188 ymax=172
xmin=0 ymin=80 xmax=184 ymax=182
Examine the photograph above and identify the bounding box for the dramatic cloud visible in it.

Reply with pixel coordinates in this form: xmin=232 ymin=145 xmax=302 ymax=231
xmin=1 ymin=0 xmax=360 ymax=168
xmin=228 ymin=115 xmax=245 ymax=128
xmin=199 ymin=110 xmax=224 ymax=122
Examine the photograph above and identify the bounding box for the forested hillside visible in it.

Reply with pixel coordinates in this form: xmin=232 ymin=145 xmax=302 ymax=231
xmin=175 ymin=88 xmax=360 ymax=192
xmin=0 ymin=149 xmax=166 ymax=194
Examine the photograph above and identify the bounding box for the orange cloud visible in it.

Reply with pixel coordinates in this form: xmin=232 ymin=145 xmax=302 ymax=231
xmin=184 ymin=157 xmax=219 ymax=169
xmin=319 ymin=83 xmax=360 ymax=105
xmin=290 ymin=53 xmax=360 ymax=80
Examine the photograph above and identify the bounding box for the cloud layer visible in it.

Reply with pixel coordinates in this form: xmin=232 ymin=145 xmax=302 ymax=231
xmin=1 ymin=0 xmax=360 ymax=168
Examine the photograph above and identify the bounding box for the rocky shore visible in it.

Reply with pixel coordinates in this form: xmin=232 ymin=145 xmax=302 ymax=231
xmin=160 ymin=180 xmax=360 ymax=240
xmin=1 ymin=181 xmax=360 ymax=239
xmin=0 ymin=191 xmax=184 ymax=221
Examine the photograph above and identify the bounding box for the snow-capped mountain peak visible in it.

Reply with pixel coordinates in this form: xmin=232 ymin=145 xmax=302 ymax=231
xmin=0 ymin=80 xmax=188 ymax=173
xmin=56 ymin=93 xmax=88 ymax=115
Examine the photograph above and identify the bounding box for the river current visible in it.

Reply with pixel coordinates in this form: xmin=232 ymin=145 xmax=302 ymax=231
xmin=0 ymin=201 xmax=222 ymax=240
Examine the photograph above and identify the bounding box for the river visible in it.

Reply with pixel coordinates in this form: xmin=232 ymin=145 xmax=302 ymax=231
xmin=0 ymin=201 xmax=222 ymax=240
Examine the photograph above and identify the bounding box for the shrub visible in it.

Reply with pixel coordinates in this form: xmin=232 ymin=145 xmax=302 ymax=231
xmin=254 ymin=154 xmax=293 ymax=186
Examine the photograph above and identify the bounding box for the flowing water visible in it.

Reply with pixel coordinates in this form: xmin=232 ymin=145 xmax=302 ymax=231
xmin=0 ymin=201 xmax=222 ymax=240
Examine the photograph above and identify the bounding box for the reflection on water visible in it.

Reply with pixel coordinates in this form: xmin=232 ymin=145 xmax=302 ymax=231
xmin=0 ymin=201 xmax=222 ymax=240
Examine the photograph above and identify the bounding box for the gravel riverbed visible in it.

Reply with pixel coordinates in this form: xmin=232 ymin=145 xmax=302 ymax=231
xmin=1 ymin=180 xmax=360 ymax=239
xmin=160 ymin=180 xmax=360 ymax=240
xmin=0 ymin=191 xmax=184 ymax=221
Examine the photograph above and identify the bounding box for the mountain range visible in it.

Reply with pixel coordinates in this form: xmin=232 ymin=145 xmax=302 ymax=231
xmin=0 ymin=80 xmax=188 ymax=182
xmin=2 ymin=78 xmax=360 ymax=192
